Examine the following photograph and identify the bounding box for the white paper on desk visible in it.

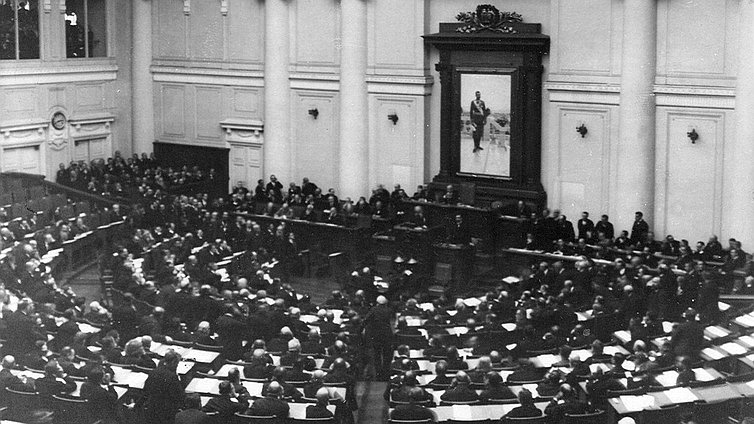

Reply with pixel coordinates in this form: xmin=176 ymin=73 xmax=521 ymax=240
xmin=655 ymin=371 xmax=678 ymax=387
xmin=447 ymin=327 xmax=469 ymax=336
xmin=694 ymin=368 xmax=715 ymax=382
xmin=113 ymin=386 xmax=128 ymax=398
xmin=747 ymin=380 xmax=754 ymax=390
xmin=300 ymin=315 xmax=318 ymax=324
xmin=662 ymin=321 xmax=674 ymax=334
xmin=619 ymin=395 xmax=655 ymax=413
xmin=242 ymin=381 xmax=264 ymax=397
xmin=522 ymin=384 xmax=540 ymax=399
xmin=701 ymin=348 xmax=725 ymax=360
xmin=665 ymin=387 xmax=698 ymax=404
xmin=176 ymin=361 xmax=194 ymax=375
xmin=589 ymin=363 xmax=610 ymax=374
xmin=736 ymin=315 xmax=754 ymax=327
xmin=419 ymin=302 xmax=434 ymax=312
xmin=719 ymin=302 xmax=731 ymax=312
xmin=537 ymin=354 xmax=560 ymax=368
xmin=77 ymin=323 xmax=100 ymax=333
xmin=447 ymin=310 xmax=458 ymax=316
xmin=502 ymin=276 xmax=520 ymax=284
xmin=720 ymin=342 xmax=747 ymax=356
xmin=739 ymin=336 xmax=754 ymax=348
xmin=452 ymin=405 xmax=473 ymax=421
xmin=463 ymin=297 xmax=482 ymax=308
xmin=614 ymin=330 xmax=631 ymax=343
xmin=576 ymin=311 xmax=591 ymax=322
xmin=605 ymin=346 xmax=625 ymax=355
xmin=706 ymin=326 xmax=729 ymax=338
xmin=502 ymin=323 xmax=517 ymax=331
xmin=121 ymin=372 xmax=148 ymax=389
xmin=406 ymin=318 xmax=422 ymax=327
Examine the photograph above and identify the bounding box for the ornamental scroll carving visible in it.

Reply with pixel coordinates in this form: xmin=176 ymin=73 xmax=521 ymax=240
xmin=455 ymin=5 xmax=522 ymax=34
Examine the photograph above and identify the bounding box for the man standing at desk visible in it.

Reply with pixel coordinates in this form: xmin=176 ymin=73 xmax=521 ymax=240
xmin=446 ymin=214 xmax=471 ymax=245
xmin=470 ymin=91 xmax=491 ymax=153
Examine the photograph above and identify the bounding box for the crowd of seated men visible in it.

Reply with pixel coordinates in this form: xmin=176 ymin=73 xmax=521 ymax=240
xmin=228 ymin=175 xmax=437 ymax=225
xmin=519 ymin=208 xmax=754 ymax=295
xmin=0 ymin=184 xmax=376 ymax=423
xmin=382 ymin=273 xmax=743 ymax=423
xmin=55 ymin=151 xmax=216 ymax=200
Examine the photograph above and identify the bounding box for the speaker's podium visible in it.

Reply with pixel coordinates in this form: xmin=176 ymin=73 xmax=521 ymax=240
xmin=433 ymin=242 xmax=474 ymax=294
xmin=392 ymin=224 xmax=443 ymax=271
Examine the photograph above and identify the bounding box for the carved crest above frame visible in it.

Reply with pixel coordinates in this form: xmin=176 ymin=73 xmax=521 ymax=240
xmin=455 ymin=4 xmax=523 ymax=34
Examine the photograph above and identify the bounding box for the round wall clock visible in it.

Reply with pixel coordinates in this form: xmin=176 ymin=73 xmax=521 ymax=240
xmin=51 ymin=112 xmax=67 ymax=130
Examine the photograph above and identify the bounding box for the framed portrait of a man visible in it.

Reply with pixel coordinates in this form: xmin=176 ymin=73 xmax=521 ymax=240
xmin=458 ymin=71 xmax=515 ymax=178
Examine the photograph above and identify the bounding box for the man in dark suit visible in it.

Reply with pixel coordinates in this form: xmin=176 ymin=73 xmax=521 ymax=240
xmin=363 ymin=295 xmax=394 ymax=381
xmin=440 ymin=371 xmax=479 ymax=403
xmin=390 ymin=387 xmax=435 ymax=422
xmin=670 ymin=308 xmax=706 ymax=359
xmin=140 ymin=350 xmax=185 ymax=424
xmin=410 ymin=206 xmax=428 ymax=227
xmin=630 ymin=211 xmax=649 ymax=244
xmin=214 ymin=305 xmax=246 ymax=361
xmin=544 ymin=384 xmax=589 ymax=424
xmin=4 ymin=299 xmax=45 ymax=356
xmin=0 ymin=356 xmax=34 ymax=392
xmin=35 ymin=360 xmax=77 ymax=397
xmin=446 ymin=214 xmax=471 ymax=245
xmin=247 ymin=381 xmax=289 ymax=418
xmin=306 ymin=387 xmax=335 ymax=418
xmin=503 ymin=388 xmax=542 ymax=419
xmin=577 ymin=211 xmax=594 ymax=241
xmin=202 ymin=381 xmax=249 ymax=421
xmin=80 ymin=366 xmax=121 ymax=424
xmin=595 ymin=214 xmax=615 ymax=240
xmin=470 ymin=91 xmax=490 ymax=152
xmin=175 ymin=393 xmax=210 ymax=424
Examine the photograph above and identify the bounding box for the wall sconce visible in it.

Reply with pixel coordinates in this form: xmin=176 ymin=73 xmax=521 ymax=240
xmin=576 ymin=123 xmax=588 ymax=138
xmin=687 ymin=128 xmax=699 ymax=144
xmin=387 ymin=112 xmax=399 ymax=125
xmin=308 ymin=108 xmax=319 ymax=119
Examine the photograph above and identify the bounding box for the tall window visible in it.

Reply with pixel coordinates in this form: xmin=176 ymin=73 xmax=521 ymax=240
xmin=0 ymin=0 xmax=39 ymax=60
xmin=65 ymin=0 xmax=106 ymax=58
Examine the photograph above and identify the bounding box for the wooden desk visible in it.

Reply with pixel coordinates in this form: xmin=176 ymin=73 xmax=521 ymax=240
xmin=389 ymin=401 xmax=549 ymax=422
xmin=233 ymin=213 xmax=372 ymax=263
xmin=401 ymin=200 xmax=530 ymax=252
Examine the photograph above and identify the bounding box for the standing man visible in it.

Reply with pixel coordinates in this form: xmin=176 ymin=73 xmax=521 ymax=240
xmin=470 ymin=91 xmax=491 ymax=153
xmin=140 ymin=350 xmax=185 ymax=424
xmin=363 ymin=295 xmax=394 ymax=381
xmin=630 ymin=211 xmax=650 ymax=245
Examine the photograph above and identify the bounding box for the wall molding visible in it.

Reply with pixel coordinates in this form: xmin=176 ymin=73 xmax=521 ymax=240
xmin=654 ymin=85 xmax=735 ymax=109
xmin=0 ymin=62 xmax=118 ymax=86
xmin=545 ymin=82 xmax=621 ymax=105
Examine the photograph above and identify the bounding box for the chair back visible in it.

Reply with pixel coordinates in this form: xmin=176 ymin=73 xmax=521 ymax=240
xmin=195 ymin=343 xmax=223 ymax=352
xmin=52 ymin=394 xmax=92 ymax=424
xmin=693 ymin=399 xmax=731 ymax=424
xmin=564 ymin=409 xmax=606 ymax=424
xmin=640 ymin=404 xmax=680 ymax=424
xmin=234 ymin=412 xmax=284 ymax=424
xmin=289 ymin=418 xmax=335 ymax=424
xmin=606 ymin=387 xmax=646 ymax=397
xmin=3 ymin=387 xmax=42 ymax=422
xmin=502 ymin=416 xmax=546 ymax=424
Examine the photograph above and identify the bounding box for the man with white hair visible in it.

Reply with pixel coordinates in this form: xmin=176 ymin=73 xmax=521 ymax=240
xmin=0 ymin=355 xmax=34 ymax=391
xmin=364 ymin=295 xmax=394 ymax=381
